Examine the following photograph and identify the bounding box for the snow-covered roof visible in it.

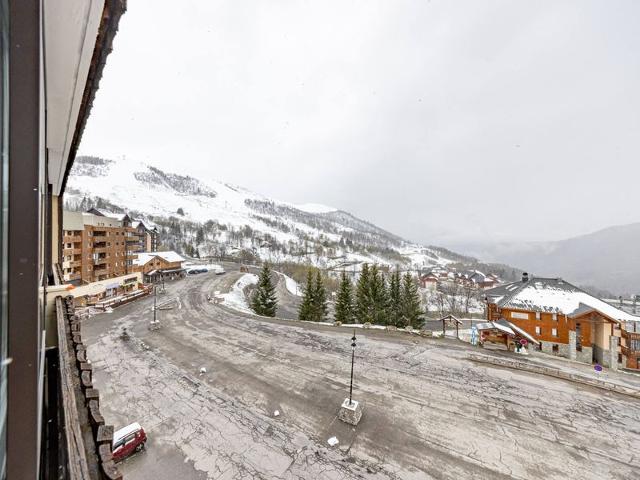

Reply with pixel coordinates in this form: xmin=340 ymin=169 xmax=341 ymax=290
xmin=485 ymin=277 xmax=639 ymax=323
xmin=476 ymin=319 xmax=540 ymax=345
xmin=133 ymin=251 xmax=185 ymax=266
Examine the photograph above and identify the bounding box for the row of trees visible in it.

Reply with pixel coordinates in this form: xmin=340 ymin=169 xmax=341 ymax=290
xmin=297 ymin=263 xmax=424 ymax=327
xmin=340 ymin=264 xmax=423 ymax=327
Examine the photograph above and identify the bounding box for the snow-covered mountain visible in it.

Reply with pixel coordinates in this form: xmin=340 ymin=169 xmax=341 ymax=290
xmin=65 ymin=155 xmax=456 ymax=269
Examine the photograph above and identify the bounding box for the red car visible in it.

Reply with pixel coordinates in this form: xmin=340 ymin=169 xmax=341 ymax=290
xmin=112 ymin=422 xmax=147 ymax=462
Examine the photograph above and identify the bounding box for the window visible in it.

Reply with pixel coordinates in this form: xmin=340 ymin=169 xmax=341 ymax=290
xmin=535 ymin=326 xmax=541 ymax=335
xmin=552 ymin=345 xmax=559 ymax=354
xmin=552 ymin=313 xmax=558 ymax=321
xmin=551 ymin=328 xmax=558 ymax=337
xmin=535 ymin=311 xmax=540 ymax=320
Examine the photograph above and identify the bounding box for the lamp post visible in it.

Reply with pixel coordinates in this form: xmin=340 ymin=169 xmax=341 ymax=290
xmin=339 ymin=329 xmax=363 ymax=425
xmin=349 ymin=330 xmax=356 ymax=406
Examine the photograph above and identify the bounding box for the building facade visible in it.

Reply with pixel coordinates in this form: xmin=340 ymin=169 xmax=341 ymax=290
xmin=1 ymin=1 xmax=126 ymax=477
xmin=62 ymin=210 xmax=141 ymax=284
xmin=485 ymin=274 xmax=640 ymax=370
xmin=133 ymin=251 xmax=185 ymax=282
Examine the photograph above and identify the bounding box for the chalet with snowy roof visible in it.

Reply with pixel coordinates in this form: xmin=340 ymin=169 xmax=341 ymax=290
xmin=485 ymin=273 xmax=640 ymax=370
xmin=419 ymin=273 xmax=438 ymax=290
xmin=133 ymin=251 xmax=185 ymax=282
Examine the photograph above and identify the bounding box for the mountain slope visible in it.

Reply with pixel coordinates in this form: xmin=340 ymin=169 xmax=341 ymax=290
xmin=460 ymin=224 xmax=640 ymax=295
xmin=65 ymin=155 xmax=452 ymax=269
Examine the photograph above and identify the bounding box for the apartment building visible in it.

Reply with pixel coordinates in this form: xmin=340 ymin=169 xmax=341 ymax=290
xmin=134 ymin=220 xmax=159 ymax=252
xmin=62 ymin=210 xmax=141 ymax=284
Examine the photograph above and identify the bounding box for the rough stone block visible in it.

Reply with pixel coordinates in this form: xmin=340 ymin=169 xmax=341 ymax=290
xmin=81 ymin=370 xmax=92 ymax=390
xmin=98 ymin=443 xmax=113 ymax=463
xmin=568 ymin=331 xmax=577 ymax=361
xmin=96 ymin=424 xmax=114 ymax=446
xmin=85 ymin=388 xmax=100 ymax=406
xmin=338 ymin=398 xmax=363 ymax=426
xmin=609 ymin=336 xmax=619 ymax=371
xmin=100 ymin=460 xmax=123 ymax=480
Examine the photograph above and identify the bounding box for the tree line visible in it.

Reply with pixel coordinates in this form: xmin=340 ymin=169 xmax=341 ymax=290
xmin=249 ymin=262 xmax=424 ymax=328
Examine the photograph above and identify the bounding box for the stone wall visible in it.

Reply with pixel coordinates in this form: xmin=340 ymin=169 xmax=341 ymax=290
xmin=576 ymin=347 xmax=593 ymax=364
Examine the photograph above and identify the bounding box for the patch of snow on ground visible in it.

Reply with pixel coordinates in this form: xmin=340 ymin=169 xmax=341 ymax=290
xmin=295 ymin=203 xmax=337 ymax=214
xmin=220 ymin=274 xmax=258 ymax=313
xmin=280 ymin=272 xmax=301 ymax=296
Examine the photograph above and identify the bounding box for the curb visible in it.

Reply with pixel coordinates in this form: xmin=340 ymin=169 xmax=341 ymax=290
xmin=468 ymin=353 xmax=640 ymax=400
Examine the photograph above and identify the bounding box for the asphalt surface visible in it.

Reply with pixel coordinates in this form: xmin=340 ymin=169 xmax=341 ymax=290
xmin=83 ymin=270 xmax=640 ymax=480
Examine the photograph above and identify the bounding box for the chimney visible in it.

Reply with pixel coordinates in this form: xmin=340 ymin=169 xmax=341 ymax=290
xmin=522 ymin=272 xmax=529 ymax=283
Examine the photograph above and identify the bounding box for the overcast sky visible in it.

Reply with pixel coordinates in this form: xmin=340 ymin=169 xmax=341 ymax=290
xmin=80 ymin=0 xmax=640 ymax=249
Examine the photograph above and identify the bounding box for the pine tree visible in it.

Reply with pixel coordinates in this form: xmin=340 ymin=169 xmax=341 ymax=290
xmin=298 ymin=270 xmax=315 ymax=321
xmin=355 ymin=263 xmax=372 ymax=324
xmin=388 ymin=268 xmax=402 ymax=326
xmin=312 ymin=270 xmax=328 ymax=322
xmin=334 ymin=272 xmax=355 ymax=324
xmin=251 ymin=263 xmax=278 ymax=317
xmin=400 ymin=272 xmax=423 ymax=328
xmin=369 ymin=265 xmax=389 ymax=325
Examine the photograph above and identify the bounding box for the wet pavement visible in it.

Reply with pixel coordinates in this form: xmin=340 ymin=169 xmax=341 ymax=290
xmin=83 ymin=270 xmax=640 ymax=480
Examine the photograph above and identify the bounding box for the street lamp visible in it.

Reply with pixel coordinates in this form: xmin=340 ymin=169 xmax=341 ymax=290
xmin=339 ymin=329 xmax=363 ymax=426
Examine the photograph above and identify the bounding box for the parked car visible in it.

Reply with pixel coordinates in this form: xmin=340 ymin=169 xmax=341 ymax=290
xmin=112 ymin=422 xmax=147 ymax=462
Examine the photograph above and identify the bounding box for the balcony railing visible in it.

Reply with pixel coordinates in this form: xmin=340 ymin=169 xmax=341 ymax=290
xmin=62 ymin=260 xmax=82 ymax=269
xmin=92 ymin=235 xmax=107 ymax=243
xmin=63 ymin=235 xmax=82 ymax=243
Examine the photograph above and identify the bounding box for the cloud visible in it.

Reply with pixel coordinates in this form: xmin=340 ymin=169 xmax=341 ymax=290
xmin=80 ymin=0 xmax=640 ymax=246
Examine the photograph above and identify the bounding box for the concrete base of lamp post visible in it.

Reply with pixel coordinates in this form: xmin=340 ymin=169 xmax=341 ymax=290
xmin=338 ymin=398 xmax=363 ymax=426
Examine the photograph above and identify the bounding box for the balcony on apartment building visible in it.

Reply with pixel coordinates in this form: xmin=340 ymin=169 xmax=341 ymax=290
xmin=63 ymin=233 xmax=82 ymax=243
xmin=62 ymin=259 xmax=82 ymax=269
xmin=63 ymin=271 xmax=82 ymax=281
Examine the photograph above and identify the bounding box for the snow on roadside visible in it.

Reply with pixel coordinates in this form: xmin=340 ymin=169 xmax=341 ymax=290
xmin=279 ymin=272 xmax=301 ymax=297
xmin=220 ymin=274 xmax=258 ymax=313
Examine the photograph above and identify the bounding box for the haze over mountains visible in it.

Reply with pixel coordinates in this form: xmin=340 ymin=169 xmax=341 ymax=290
xmin=450 ymin=224 xmax=640 ymax=296
xmin=65 ymin=156 xmax=637 ymax=295
xmin=65 ymin=156 xmax=474 ymax=272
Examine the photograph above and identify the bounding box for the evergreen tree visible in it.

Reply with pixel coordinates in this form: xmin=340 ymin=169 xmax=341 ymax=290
xmin=355 ymin=263 xmax=372 ymax=324
xmin=400 ymin=273 xmax=423 ymax=328
xmin=369 ymin=265 xmax=389 ymax=325
xmin=388 ymin=268 xmax=402 ymax=326
xmin=312 ymin=270 xmax=328 ymax=321
xmin=334 ymin=272 xmax=355 ymax=324
xmin=251 ymin=263 xmax=278 ymax=317
xmin=196 ymin=227 xmax=205 ymax=245
xmin=298 ymin=270 xmax=315 ymax=321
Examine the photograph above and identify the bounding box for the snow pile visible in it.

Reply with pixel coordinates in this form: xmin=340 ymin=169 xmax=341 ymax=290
xmin=280 ymin=273 xmax=301 ymax=297
xmin=220 ymin=274 xmax=258 ymax=313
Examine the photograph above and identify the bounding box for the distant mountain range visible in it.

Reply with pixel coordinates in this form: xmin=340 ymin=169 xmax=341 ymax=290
xmin=65 ymin=155 xmax=479 ymax=272
xmin=451 ymin=224 xmax=640 ymax=296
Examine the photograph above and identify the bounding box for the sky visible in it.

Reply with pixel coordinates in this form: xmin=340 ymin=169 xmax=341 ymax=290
xmin=79 ymin=0 xmax=640 ymax=249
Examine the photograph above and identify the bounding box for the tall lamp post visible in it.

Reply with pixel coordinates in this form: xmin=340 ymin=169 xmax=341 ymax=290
xmin=339 ymin=329 xmax=363 ymax=426
xmin=349 ymin=330 xmax=356 ymax=406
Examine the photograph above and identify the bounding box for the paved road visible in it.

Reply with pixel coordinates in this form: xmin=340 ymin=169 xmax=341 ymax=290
xmin=83 ymin=272 xmax=640 ymax=480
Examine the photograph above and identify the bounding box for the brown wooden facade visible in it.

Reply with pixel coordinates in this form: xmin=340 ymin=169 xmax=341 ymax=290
xmin=134 ymin=255 xmax=183 ymax=275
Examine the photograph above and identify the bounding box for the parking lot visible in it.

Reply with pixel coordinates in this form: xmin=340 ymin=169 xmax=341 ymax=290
xmin=83 ymin=270 xmax=640 ymax=480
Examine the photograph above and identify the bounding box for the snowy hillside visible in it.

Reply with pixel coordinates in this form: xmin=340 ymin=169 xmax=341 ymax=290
xmin=65 ymin=156 xmax=454 ymax=269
